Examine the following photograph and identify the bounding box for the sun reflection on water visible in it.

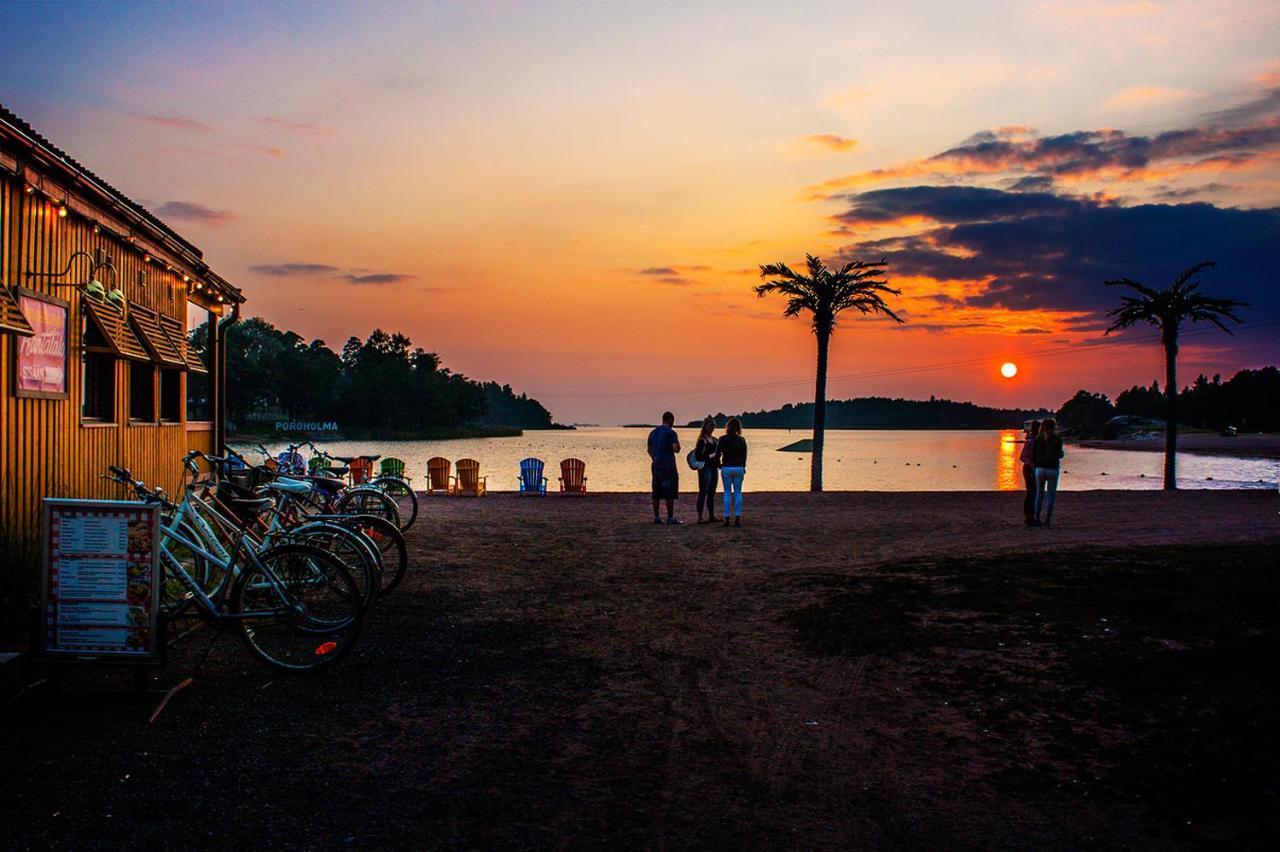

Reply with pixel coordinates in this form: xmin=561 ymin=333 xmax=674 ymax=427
xmin=996 ymin=429 xmax=1021 ymax=491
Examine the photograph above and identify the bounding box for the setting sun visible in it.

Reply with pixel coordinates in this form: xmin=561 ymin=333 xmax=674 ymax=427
xmin=1001 ymin=362 xmax=1018 ymax=379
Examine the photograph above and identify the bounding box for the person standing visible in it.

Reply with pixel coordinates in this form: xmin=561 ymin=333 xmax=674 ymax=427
xmin=647 ymin=411 xmax=682 ymax=525
xmin=694 ymin=416 xmax=720 ymax=524
xmin=1020 ymin=420 xmax=1040 ymax=526
xmin=718 ymin=418 xmax=748 ymax=527
xmin=1033 ymin=418 xmax=1065 ymax=528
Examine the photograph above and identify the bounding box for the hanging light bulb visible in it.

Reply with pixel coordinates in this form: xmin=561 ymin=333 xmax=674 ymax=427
xmin=93 ymin=223 xmax=101 ymax=235
xmin=24 ymin=184 xmax=35 ymax=195
xmin=182 ymin=275 xmax=190 ymax=283
xmin=144 ymin=253 xmax=152 ymax=263
xmin=57 ymin=203 xmax=68 ymax=218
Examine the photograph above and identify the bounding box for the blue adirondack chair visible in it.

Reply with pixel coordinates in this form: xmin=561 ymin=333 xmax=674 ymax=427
xmin=517 ymin=457 xmax=548 ymax=495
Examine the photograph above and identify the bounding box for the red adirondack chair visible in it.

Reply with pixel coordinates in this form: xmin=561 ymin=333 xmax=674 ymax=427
xmin=558 ymin=458 xmax=587 ymax=494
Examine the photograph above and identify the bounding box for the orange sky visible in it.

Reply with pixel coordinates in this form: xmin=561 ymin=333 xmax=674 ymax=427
xmin=3 ymin=1 xmax=1278 ymax=422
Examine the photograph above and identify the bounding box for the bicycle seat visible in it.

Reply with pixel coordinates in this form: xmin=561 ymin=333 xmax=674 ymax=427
xmin=324 ymin=466 xmax=350 ymax=477
xmin=229 ymin=496 xmax=274 ymax=516
xmin=266 ymin=478 xmax=314 ymax=496
xmin=330 ymin=455 xmax=356 ymax=464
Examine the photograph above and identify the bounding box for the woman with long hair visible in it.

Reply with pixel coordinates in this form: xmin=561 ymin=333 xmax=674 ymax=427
xmin=718 ymin=418 xmax=748 ymax=527
xmin=1020 ymin=420 xmax=1040 ymax=526
xmin=1033 ymin=418 xmax=1065 ymax=528
xmin=694 ymin=416 xmax=720 ymax=523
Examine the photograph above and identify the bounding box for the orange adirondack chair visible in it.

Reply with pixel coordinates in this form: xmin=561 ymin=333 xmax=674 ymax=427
xmin=454 ymin=458 xmax=486 ymax=497
xmin=558 ymin=458 xmax=587 ymax=494
xmin=426 ymin=457 xmax=455 ymax=496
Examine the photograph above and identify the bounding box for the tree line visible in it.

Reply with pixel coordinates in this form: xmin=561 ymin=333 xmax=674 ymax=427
xmin=707 ymin=396 xmax=1049 ymax=430
xmin=1055 ymin=366 xmax=1279 ymax=432
xmin=199 ymin=318 xmax=556 ymax=435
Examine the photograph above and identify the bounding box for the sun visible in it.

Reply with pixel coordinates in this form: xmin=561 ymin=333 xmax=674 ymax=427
xmin=1000 ymin=361 xmax=1018 ymax=379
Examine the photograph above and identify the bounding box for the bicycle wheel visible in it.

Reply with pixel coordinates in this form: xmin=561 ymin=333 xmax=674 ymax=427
xmin=232 ymin=543 xmax=362 ymax=673
xmin=161 ymin=519 xmax=224 ymax=616
xmin=287 ymin=522 xmax=382 ymax=609
xmin=332 ymin=514 xmax=407 ymax=595
xmin=334 ymin=486 xmax=401 ymax=529
xmin=369 ymin=476 xmax=418 ymax=532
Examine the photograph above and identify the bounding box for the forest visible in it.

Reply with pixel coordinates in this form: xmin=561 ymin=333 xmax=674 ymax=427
xmin=1055 ymin=366 xmax=1280 ymax=432
xmin=704 ymin=396 xmax=1049 ymax=430
xmin=196 ymin=318 xmax=557 ymax=436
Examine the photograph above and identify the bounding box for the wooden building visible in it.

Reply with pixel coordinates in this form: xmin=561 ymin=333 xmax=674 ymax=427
xmin=0 ymin=106 xmax=244 ymax=532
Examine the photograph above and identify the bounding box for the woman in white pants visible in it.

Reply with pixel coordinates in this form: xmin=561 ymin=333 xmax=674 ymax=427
xmin=718 ymin=418 xmax=748 ymax=527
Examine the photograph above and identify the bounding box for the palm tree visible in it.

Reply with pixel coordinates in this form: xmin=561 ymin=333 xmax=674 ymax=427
xmin=1105 ymin=260 xmax=1246 ymax=490
xmin=756 ymin=254 xmax=903 ymax=491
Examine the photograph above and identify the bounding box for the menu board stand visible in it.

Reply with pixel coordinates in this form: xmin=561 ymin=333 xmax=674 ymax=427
xmin=41 ymin=499 xmax=163 ymax=694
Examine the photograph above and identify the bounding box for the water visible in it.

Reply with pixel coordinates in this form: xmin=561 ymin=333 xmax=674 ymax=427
xmin=234 ymin=427 xmax=1279 ymax=492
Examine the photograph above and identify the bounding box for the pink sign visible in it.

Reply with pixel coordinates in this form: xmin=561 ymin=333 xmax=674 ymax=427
xmin=16 ymin=292 xmax=68 ymax=398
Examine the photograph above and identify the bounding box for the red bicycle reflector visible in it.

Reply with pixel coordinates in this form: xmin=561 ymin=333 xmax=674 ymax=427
xmin=315 ymin=641 xmax=338 ymax=656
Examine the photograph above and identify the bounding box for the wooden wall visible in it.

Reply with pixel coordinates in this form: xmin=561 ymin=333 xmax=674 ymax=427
xmin=0 ymin=169 xmax=224 ymax=531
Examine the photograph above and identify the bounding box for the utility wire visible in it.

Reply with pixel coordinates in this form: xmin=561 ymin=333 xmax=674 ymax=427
xmin=547 ymin=317 xmax=1280 ymax=400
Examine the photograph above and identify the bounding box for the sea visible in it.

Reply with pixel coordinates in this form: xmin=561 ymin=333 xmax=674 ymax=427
xmin=235 ymin=427 xmax=1280 ymax=492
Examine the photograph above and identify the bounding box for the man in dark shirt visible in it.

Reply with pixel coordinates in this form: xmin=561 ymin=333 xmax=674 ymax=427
xmin=647 ymin=411 xmax=682 ymax=524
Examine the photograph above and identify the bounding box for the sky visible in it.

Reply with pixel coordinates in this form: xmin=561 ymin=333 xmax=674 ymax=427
xmin=2 ymin=0 xmax=1277 ymax=423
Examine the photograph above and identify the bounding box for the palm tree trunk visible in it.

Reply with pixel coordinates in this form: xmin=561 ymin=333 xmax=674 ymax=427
xmin=1164 ymin=337 xmax=1178 ymax=490
xmin=811 ymin=330 xmax=829 ymax=492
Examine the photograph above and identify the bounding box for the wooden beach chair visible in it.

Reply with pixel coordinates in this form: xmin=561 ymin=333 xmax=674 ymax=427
xmin=426 ymin=457 xmax=455 ymax=496
xmin=517 ymin=458 xmax=547 ymax=495
xmin=558 ymin=458 xmax=587 ymax=495
xmin=455 ymin=458 xmax=487 ymax=497
xmin=380 ymin=457 xmax=410 ymax=482
xmin=348 ymin=457 xmax=373 ymax=485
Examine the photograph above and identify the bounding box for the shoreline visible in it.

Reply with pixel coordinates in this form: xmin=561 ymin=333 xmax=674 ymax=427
xmin=1075 ymin=432 xmax=1280 ymax=460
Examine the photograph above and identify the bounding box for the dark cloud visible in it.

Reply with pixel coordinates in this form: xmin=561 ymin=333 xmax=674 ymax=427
xmin=812 ymin=87 xmax=1280 ymax=195
xmin=638 ymin=267 xmax=678 ymax=275
xmin=835 ymin=185 xmax=1082 ymax=225
xmin=155 ymin=200 xmax=234 ymax=225
xmin=835 ymin=187 xmax=1280 ymax=319
xmin=1152 ymin=182 xmax=1234 ymax=200
xmin=250 ymin=262 xmax=340 ymax=277
xmin=1008 ymin=175 xmax=1055 ymax=193
xmin=1200 ymin=87 xmax=1280 ymax=128
xmin=342 ymin=272 xmax=414 ymax=285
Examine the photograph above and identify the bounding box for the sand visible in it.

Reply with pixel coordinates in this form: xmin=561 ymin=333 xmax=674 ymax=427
xmin=2 ymin=490 xmax=1278 ymax=849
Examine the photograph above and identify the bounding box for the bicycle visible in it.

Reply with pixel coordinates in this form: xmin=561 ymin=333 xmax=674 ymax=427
xmin=101 ymin=465 xmax=363 ymax=673
xmin=306 ymin=443 xmax=419 ymax=533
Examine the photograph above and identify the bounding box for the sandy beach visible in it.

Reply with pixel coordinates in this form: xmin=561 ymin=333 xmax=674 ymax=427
xmin=3 ymin=490 xmax=1278 ymax=849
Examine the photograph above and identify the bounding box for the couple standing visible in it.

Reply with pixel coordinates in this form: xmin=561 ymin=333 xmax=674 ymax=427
xmin=647 ymin=412 xmax=747 ymax=526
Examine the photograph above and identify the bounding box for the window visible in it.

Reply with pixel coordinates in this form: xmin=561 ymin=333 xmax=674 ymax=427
xmin=160 ymin=370 xmax=182 ymax=422
xmin=186 ymin=303 xmax=212 ymax=422
xmin=82 ymin=349 xmax=115 ymax=421
xmin=129 ymin=361 xmax=155 ymax=422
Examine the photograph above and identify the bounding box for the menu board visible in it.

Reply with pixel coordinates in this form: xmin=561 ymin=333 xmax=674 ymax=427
xmin=42 ymin=499 xmax=161 ymax=660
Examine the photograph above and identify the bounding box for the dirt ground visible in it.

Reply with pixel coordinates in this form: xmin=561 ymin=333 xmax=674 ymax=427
xmin=3 ymin=490 xmax=1278 ymax=850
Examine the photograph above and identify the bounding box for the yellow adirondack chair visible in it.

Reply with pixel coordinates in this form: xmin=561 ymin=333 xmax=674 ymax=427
xmin=426 ymin=457 xmax=455 ymax=496
xmin=454 ymin=458 xmax=486 ymax=497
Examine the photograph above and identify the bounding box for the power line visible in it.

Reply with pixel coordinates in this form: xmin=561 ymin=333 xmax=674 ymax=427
xmin=547 ymin=317 xmax=1280 ymax=400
